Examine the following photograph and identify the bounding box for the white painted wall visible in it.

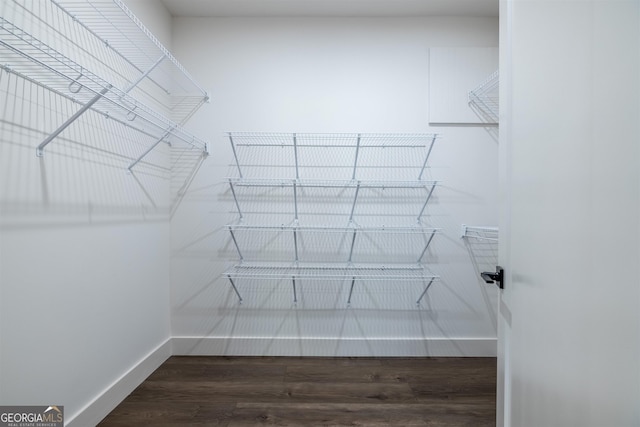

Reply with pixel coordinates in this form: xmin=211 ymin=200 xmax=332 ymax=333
xmin=0 ymin=1 xmax=173 ymax=424
xmin=170 ymin=16 xmax=501 ymax=356
xmin=498 ymin=1 xmax=640 ymax=426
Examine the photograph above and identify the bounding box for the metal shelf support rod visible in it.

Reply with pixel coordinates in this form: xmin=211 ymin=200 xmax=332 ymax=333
xmin=416 ymin=278 xmax=435 ymax=304
xmin=349 ymin=182 xmax=361 ymax=222
xmin=417 ymin=183 xmax=437 ymax=222
xmin=227 ymin=275 xmax=243 ymax=302
xmin=293 ymin=181 xmax=298 ymax=221
xmin=292 ymin=276 xmax=297 ymax=303
xmin=229 ymin=180 xmax=243 ymax=219
xmin=128 ymin=125 xmax=175 ymax=170
xmin=293 ymin=229 xmax=299 ymax=262
xmin=347 ymin=277 xmax=356 ymax=304
xmin=228 ymin=227 xmax=243 ymax=260
xmin=351 ymin=133 xmax=361 ymax=180
xmin=293 ymin=133 xmax=299 ymax=179
xmin=228 ymin=134 xmax=243 ymax=178
xmin=416 ymin=230 xmax=437 ymax=263
xmin=36 ymin=85 xmax=112 ymax=156
xmin=122 ymin=54 xmax=165 ymax=94
xmin=418 ymin=135 xmax=437 ymax=180
xmin=348 ymin=230 xmax=357 ymax=263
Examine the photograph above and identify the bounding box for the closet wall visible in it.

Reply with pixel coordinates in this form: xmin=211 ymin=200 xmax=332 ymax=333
xmin=0 ymin=1 xmax=174 ymax=424
xmin=170 ymin=16 xmax=500 ymax=356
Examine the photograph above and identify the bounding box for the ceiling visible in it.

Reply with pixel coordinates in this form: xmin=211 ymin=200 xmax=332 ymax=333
xmin=160 ymin=0 xmax=499 ymax=18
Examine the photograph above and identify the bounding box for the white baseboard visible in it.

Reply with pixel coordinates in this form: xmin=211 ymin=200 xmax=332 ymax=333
xmin=66 ymin=339 xmax=172 ymax=427
xmin=172 ymin=336 xmax=497 ymax=357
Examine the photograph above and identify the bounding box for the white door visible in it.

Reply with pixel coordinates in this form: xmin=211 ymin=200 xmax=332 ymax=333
xmin=497 ymin=1 xmax=640 ymax=426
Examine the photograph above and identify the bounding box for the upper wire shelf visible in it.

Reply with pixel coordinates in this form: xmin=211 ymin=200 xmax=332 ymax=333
xmin=53 ymin=0 xmax=208 ymax=123
xmin=228 ymin=132 xmax=440 ymax=181
xmin=228 ymin=178 xmax=438 ymax=189
xmin=468 ymin=70 xmax=499 ymax=124
xmin=0 ymin=0 xmax=208 ymax=166
xmin=227 ymin=224 xmax=439 ymax=233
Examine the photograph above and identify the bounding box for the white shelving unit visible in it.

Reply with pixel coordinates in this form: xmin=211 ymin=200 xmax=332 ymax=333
xmin=223 ymin=132 xmax=441 ymax=305
xmin=0 ymin=0 xmax=209 ymax=168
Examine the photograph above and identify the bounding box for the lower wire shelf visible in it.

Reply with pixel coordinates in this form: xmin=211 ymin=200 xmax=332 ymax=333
xmin=223 ymin=263 xmax=439 ymax=305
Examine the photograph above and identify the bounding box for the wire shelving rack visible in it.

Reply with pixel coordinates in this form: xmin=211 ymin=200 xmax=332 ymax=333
xmin=223 ymin=132 xmax=442 ymax=304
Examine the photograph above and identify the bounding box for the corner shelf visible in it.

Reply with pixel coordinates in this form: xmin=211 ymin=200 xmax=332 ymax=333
xmin=0 ymin=0 xmax=208 ymax=168
xmin=468 ymin=70 xmax=499 ymax=124
xmin=223 ymin=132 xmax=441 ymax=305
xmin=461 ymin=224 xmax=499 ymax=242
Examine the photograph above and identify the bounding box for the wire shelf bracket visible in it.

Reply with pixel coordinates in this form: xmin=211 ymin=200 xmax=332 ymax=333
xmin=36 ymin=84 xmax=112 ymax=156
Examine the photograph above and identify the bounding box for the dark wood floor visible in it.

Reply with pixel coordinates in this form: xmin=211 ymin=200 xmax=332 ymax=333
xmin=98 ymin=356 xmax=496 ymax=426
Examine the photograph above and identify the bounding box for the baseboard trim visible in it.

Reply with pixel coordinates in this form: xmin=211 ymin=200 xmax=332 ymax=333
xmin=66 ymin=338 xmax=172 ymax=427
xmin=172 ymin=337 xmax=497 ymax=357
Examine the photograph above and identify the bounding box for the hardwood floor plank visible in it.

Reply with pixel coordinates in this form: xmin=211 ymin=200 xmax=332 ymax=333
xmin=97 ymin=402 xmax=233 ymax=427
xmin=284 ymin=364 xmax=404 ymax=384
xmin=125 ymin=381 xmax=288 ymax=403
xmin=230 ymin=402 xmax=495 ymax=427
xmin=146 ymin=363 xmax=286 ymax=383
xmin=282 ymin=381 xmax=416 ymax=403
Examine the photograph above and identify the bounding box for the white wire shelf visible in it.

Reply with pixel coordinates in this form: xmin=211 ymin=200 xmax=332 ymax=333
xmin=227 ymin=224 xmax=439 ymax=233
xmin=228 ymin=132 xmax=440 ymax=181
xmin=468 ymin=70 xmax=499 ymax=124
xmin=55 ymin=0 xmax=208 ymax=121
xmin=223 ymin=262 xmax=439 ymax=304
xmin=228 ymin=178 xmax=438 ymax=189
xmin=227 ymin=178 xmax=439 ymax=224
xmin=225 ymin=263 xmax=434 ymax=279
xmin=226 ymin=224 xmax=439 ymax=264
xmin=228 ymin=132 xmax=439 ymax=147
xmin=0 ymin=0 xmax=208 ymax=166
xmin=461 ymin=224 xmax=499 ymax=242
